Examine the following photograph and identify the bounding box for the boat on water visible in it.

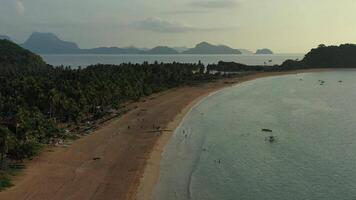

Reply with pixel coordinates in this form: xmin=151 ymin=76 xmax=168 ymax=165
xmin=262 ymin=128 xmax=273 ymax=132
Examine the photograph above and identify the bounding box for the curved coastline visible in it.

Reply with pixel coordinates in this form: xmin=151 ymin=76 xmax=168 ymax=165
xmin=137 ymin=86 xmax=225 ymax=200
xmin=0 ymin=68 xmax=338 ymax=200
xmin=136 ymin=68 xmax=337 ymax=200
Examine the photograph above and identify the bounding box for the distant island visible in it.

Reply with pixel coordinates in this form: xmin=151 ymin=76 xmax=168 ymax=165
xmin=255 ymin=48 xmax=274 ymax=54
xmin=80 ymin=46 xmax=145 ymax=54
xmin=22 ymin=32 xmax=81 ymax=54
xmin=3 ymin=32 xmax=273 ymax=55
xmin=144 ymin=46 xmax=179 ymax=54
xmin=182 ymin=42 xmax=241 ymax=54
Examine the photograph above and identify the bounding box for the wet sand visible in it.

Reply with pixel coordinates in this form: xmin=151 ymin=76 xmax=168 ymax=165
xmin=0 ymin=69 xmax=332 ymax=200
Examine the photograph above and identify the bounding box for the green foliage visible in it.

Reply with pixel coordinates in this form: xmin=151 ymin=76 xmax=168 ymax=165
xmin=207 ymin=61 xmax=270 ymax=72
xmin=0 ymin=166 xmax=23 ymax=191
xmin=302 ymin=44 xmax=356 ymax=68
xmin=281 ymin=44 xmax=356 ymax=69
xmin=0 ymin=42 xmax=219 ymax=162
xmin=0 ymin=174 xmax=13 ymax=191
xmin=0 ymin=39 xmax=48 ymax=75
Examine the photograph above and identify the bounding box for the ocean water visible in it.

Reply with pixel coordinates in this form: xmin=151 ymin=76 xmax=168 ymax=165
xmin=154 ymin=70 xmax=356 ymax=200
xmin=40 ymin=54 xmax=303 ymax=67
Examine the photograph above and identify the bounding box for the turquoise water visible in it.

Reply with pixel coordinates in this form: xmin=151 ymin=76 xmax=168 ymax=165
xmin=154 ymin=70 xmax=356 ymax=200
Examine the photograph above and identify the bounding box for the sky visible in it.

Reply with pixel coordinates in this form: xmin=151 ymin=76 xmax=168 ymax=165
xmin=0 ymin=0 xmax=356 ymax=53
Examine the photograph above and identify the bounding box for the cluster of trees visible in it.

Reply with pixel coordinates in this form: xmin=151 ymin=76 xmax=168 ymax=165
xmin=301 ymin=44 xmax=356 ymax=68
xmin=207 ymin=61 xmax=274 ymax=73
xmin=282 ymin=44 xmax=356 ymax=69
xmin=0 ymin=40 xmax=218 ymax=167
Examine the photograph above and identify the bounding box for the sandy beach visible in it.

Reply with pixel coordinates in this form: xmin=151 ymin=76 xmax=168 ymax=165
xmin=0 ymin=69 xmax=332 ymax=200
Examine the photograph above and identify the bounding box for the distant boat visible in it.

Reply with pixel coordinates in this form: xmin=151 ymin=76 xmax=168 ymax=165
xmin=262 ymin=128 xmax=273 ymax=132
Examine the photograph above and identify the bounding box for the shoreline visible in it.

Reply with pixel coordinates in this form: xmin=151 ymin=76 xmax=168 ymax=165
xmin=0 ymin=68 xmax=337 ymax=200
xmin=136 ymin=68 xmax=337 ymax=200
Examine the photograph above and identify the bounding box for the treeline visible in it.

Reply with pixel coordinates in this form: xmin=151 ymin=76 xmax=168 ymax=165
xmin=207 ymin=61 xmax=278 ymax=73
xmin=0 ymin=40 xmax=218 ymax=167
xmin=300 ymin=44 xmax=356 ymax=68
xmin=281 ymin=44 xmax=356 ymax=69
xmin=209 ymin=44 xmax=356 ymax=73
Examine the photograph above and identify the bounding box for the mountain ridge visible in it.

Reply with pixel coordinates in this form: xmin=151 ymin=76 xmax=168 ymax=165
xmin=15 ymin=32 xmax=272 ymax=55
xmin=22 ymin=32 xmax=80 ymax=54
xmin=144 ymin=46 xmax=179 ymax=54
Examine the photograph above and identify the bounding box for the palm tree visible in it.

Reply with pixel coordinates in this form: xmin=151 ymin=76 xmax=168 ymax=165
xmin=49 ymin=89 xmax=62 ymax=121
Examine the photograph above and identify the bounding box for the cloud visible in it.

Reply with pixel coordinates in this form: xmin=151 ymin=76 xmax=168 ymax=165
xmin=0 ymin=0 xmax=25 ymax=14
xmin=132 ymin=17 xmax=210 ymax=33
xmin=15 ymin=0 xmax=25 ymax=14
xmin=190 ymin=0 xmax=239 ymax=9
xmin=162 ymin=0 xmax=244 ymax=15
xmin=161 ymin=9 xmax=210 ymax=15
xmin=131 ymin=17 xmax=239 ymax=33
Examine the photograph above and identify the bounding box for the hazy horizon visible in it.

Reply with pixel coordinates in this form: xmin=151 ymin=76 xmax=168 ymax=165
xmin=1 ymin=0 xmax=356 ymax=53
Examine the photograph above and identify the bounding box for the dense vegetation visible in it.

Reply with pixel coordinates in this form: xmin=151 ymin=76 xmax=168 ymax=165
xmin=207 ymin=61 xmax=276 ymax=73
xmin=281 ymin=44 xmax=356 ymax=69
xmin=0 ymin=39 xmax=48 ymax=75
xmin=301 ymin=44 xmax=356 ymax=68
xmin=0 ymin=40 xmax=218 ymax=170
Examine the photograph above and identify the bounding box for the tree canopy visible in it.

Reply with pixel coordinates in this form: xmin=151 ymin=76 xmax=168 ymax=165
xmin=281 ymin=44 xmax=356 ymax=68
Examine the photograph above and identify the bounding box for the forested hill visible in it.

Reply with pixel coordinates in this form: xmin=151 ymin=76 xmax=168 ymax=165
xmin=282 ymin=44 xmax=356 ymax=68
xmin=303 ymin=44 xmax=356 ymax=67
xmin=0 ymin=39 xmax=48 ymax=75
